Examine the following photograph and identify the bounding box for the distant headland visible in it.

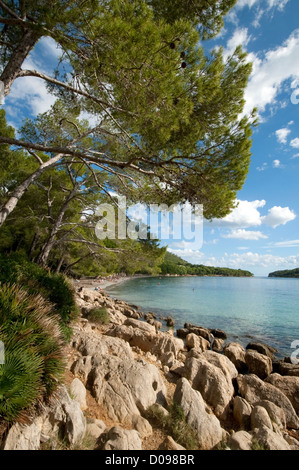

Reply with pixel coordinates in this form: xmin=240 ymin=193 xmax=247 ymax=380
xmin=268 ymin=268 xmax=299 ymax=278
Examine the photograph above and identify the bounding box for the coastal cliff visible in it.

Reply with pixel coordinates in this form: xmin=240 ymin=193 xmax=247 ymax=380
xmin=1 ymin=285 xmax=299 ymax=451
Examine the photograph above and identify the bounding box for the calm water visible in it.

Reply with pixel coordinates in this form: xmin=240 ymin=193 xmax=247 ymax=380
xmin=106 ymin=276 xmax=299 ymax=358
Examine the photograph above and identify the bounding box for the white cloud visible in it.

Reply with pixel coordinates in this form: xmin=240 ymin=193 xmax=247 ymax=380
xmin=291 ymin=153 xmax=299 ymax=159
xmin=7 ymin=76 xmax=56 ymax=115
xmin=272 ymin=159 xmax=282 ymax=168
xmin=210 ymin=199 xmax=266 ymax=228
xmin=256 ymin=162 xmax=268 ymax=171
xmin=290 ymin=138 xmax=299 ymax=148
xmin=224 ymin=28 xmax=251 ymax=59
xmin=210 ymin=199 xmax=296 ymax=230
xmin=275 ymin=127 xmax=291 ymax=144
xmin=168 ymin=249 xmax=299 ymax=275
xmin=236 ymin=0 xmax=289 ymax=10
xmin=243 ymin=29 xmax=299 ymax=115
xmin=38 ymin=36 xmax=63 ymax=60
xmin=273 ymin=240 xmax=299 ymax=248
xmin=222 ymin=229 xmax=268 ymax=240
xmin=261 ymin=206 xmax=296 ymax=228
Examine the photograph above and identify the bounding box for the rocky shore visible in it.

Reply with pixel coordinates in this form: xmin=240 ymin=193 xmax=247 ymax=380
xmin=1 ymin=286 xmax=299 ymax=451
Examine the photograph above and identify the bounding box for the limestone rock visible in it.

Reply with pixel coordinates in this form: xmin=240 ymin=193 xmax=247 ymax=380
xmin=131 ymin=415 xmax=152 ymax=438
xmin=89 ymin=356 xmax=167 ymax=424
xmin=252 ymin=425 xmax=291 ymax=450
xmin=100 ymin=426 xmax=142 ymax=450
xmin=246 ymin=342 xmax=277 ymax=360
xmin=233 ymin=396 xmax=252 ymax=430
xmin=185 ymin=333 xmax=210 ymax=352
xmin=159 ymin=436 xmax=186 ymax=450
xmin=173 ymin=378 xmax=223 ymax=450
xmin=265 ymin=373 xmax=299 ymax=414
xmin=86 ymin=423 xmax=106 ymax=440
xmin=237 ymin=374 xmax=299 ymax=429
xmin=184 ymin=351 xmax=237 ymax=418
xmin=57 ymin=385 xmax=87 ymax=446
xmin=223 ymin=342 xmax=247 ymax=373
xmin=245 ymin=350 xmax=272 ymax=379
xmin=70 ymin=355 xmax=93 ymax=384
xmin=251 ymin=405 xmax=273 ymax=431
xmin=277 ymin=361 xmax=299 ymax=377
xmin=2 ymin=420 xmax=42 ymax=450
xmin=212 ymin=338 xmax=225 ymax=353
xmin=228 ymin=431 xmax=253 ymax=450
xmin=256 ymin=400 xmax=286 ymax=430
xmin=70 ymin=378 xmax=87 ymax=411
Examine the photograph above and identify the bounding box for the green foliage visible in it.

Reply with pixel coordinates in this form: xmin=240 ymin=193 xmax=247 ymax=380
xmin=85 ymin=307 xmax=110 ymax=325
xmin=146 ymin=402 xmax=198 ymax=450
xmin=0 ymin=284 xmax=66 ymax=422
xmin=268 ymin=268 xmax=299 ymax=278
xmin=0 ymin=253 xmax=78 ymax=332
xmin=160 ymin=251 xmax=253 ymax=277
xmin=0 ymin=343 xmax=44 ymax=423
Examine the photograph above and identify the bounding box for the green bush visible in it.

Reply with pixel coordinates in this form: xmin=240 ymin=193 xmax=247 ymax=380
xmin=85 ymin=307 xmax=110 ymax=325
xmin=0 ymin=284 xmax=66 ymax=422
xmin=145 ymin=402 xmax=198 ymax=450
xmin=0 ymin=253 xmax=78 ymax=338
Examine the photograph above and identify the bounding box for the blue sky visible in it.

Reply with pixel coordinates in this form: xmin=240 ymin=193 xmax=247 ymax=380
xmin=3 ymin=0 xmax=299 ymax=276
xmin=167 ymin=0 xmax=299 ymax=276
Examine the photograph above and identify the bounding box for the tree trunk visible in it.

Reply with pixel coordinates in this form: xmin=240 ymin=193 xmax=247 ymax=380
xmin=63 ymin=253 xmax=92 ymax=275
xmin=0 ymin=28 xmax=41 ymax=96
xmin=28 ymin=231 xmax=40 ymax=260
xmin=0 ymin=153 xmax=63 ymax=228
xmin=55 ymin=255 xmax=65 ymax=273
xmin=36 ymin=187 xmax=77 ymax=267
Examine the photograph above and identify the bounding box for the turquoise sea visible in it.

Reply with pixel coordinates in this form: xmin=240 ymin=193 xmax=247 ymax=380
xmin=106 ymin=276 xmax=299 ymax=359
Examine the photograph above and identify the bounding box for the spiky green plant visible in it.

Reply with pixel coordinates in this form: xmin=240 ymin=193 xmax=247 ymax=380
xmin=0 ymin=284 xmax=66 ymax=422
xmin=0 ymin=342 xmax=44 ymax=422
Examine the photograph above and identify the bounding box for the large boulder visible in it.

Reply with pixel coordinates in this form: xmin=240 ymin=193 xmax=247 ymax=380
xmin=184 ymin=351 xmax=237 ymax=418
xmin=185 ymin=333 xmax=210 ymax=352
xmin=246 ymin=342 xmax=277 ymax=360
xmin=256 ymin=400 xmax=286 ymax=430
xmin=233 ymin=396 xmax=252 ymax=430
xmin=70 ymin=378 xmax=87 ymax=411
xmin=99 ymin=427 xmax=142 ymax=450
xmin=252 ymin=426 xmax=291 ymax=450
xmin=237 ymin=374 xmax=299 ymax=429
xmin=2 ymin=420 xmax=42 ymax=450
xmin=89 ymin=356 xmax=167 ymax=424
xmin=245 ymin=350 xmax=272 ymax=379
xmin=250 ymin=405 xmax=273 ymax=431
xmin=227 ymin=431 xmax=253 ymax=450
xmin=173 ymin=378 xmax=223 ymax=450
xmin=2 ymin=385 xmax=87 ymax=450
xmin=106 ymin=320 xmax=184 ymax=365
xmin=184 ymin=323 xmax=214 ymax=342
xmin=223 ymin=342 xmax=247 ymax=373
xmin=72 ymin=326 xmax=134 ymax=362
xmin=277 ymin=361 xmax=299 ymax=377
xmin=265 ymin=373 xmax=299 ymax=414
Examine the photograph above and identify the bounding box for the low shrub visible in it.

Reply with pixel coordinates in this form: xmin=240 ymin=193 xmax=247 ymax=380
xmin=85 ymin=307 xmax=110 ymax=325
xmin=145 ymin=402 xmax=198 ymax=450
xmin=0 ymin=253 xmax=78 ymax=338
xmin=0 ymin=284 xmax=66 ymax=422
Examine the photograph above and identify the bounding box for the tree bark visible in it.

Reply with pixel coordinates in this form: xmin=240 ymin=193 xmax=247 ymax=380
xmin=55 ymin=255 xmax=65 ymax=273
xmin=0 ymin=153 xmax=63 ymax=228
xmin=0 ymin=28 xmax=41 ymax=96
xmin=36 ymin=187 xmax=77 ymax=267
xmin=28 ymin=231 xmax=40 ymax=260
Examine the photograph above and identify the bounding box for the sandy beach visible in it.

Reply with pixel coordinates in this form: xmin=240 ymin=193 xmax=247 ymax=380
xmin=71 ymin=274 xmax=149 ymax=293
